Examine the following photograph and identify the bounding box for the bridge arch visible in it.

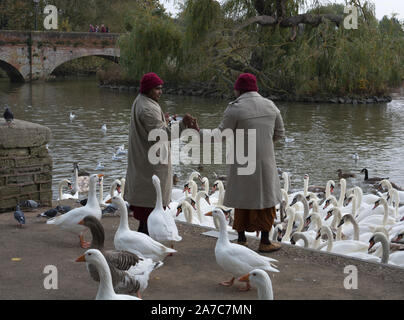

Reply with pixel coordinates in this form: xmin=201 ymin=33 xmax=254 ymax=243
xmin=49 ymin=52 xmax=120 ymax=76
xmin=0 ymin=59 xmax=25 ymax=82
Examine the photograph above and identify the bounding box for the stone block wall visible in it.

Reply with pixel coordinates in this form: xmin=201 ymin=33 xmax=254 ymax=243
xmin=0 ymin=119 xmax=52 ymax=213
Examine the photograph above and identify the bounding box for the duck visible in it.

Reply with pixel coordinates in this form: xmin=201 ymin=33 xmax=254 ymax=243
xmin=238 ymin=269 xmax=274 ymax=300
xmin=57 ymin=178 xmax=76 ymax=200
xmin=360 ymin=168 xmax=389 ymax=184
xmin=337 ymin=169 xmax=355 ymax=179
xmin=205 ymin=208 xmax=278 ymax=291
xmin=112 ymin=196 xmax=176 ymax=262
xmin=79 ymin=215 xmax=163 ymax=298
xmin=46 ymin=174 xmax=102 ymax=248
xmin=147 ymin=175 xmax=182 ymax=247
xmin=75 ymin=249 xmax=141 ymax=300
xmin=368 ymin=232 xmax=404 ymax=267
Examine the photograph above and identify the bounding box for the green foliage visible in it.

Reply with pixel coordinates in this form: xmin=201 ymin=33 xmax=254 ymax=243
xmin=118 ymin=9 xmax=184 ymax=83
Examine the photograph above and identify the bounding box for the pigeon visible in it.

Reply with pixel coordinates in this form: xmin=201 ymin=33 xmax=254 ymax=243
xmin=14 ymin=205 xmax=25 ymax=227
xmin=37 ymin=208 xmax=59 ymax=219
xmin=19 ymin=200 xmax=40 ymax=209
xmin=69 ymin=112 xmax=76 ymax=121
xmin=102 ymin=204 xmax=118 ymax=216
xmin=3 ymin=106 xmax=14 ymax=126
xmin=56 ymin=205 xmax=71 ymax=214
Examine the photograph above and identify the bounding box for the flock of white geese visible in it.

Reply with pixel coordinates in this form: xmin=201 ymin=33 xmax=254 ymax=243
xmin=45 ymin=170 xmax=278 ymax=300
xmin=44 ymin=168 xmax=404 ymax=300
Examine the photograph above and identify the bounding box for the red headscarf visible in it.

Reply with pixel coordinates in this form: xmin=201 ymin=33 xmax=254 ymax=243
xmin=140 ymin=73 xmax=164 ymax=94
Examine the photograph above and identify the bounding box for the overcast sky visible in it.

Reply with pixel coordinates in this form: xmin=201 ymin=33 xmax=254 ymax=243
xmin=163 ymin=0 xmax=404 ymax=20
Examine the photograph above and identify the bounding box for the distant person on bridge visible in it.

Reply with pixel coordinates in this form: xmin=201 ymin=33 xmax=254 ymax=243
xmin=100 ymin=24 xmax=106 ymax=33
xmin=95 ymin=25 xmax=99 ymax=32
xmin=89 ymin=24 xmax=95 ymax=32
xmin=124 ymin=72 xmax=199 ymax=235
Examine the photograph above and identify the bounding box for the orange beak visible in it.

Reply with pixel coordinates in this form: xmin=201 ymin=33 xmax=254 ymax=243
xmin=205 ymin=211 xmax=213 ymax=217
xmin=78 ymin=219 xmax=84 ymax=225
xmin=98 ymin=174 xmax=104 ymax=178
xmin=75 ymin=254 xmax=86 ymax=262
xmin=238 ymin=273 xmax=250 ymax=282
xmin=105 ymin=198 xmax=112 ymax=204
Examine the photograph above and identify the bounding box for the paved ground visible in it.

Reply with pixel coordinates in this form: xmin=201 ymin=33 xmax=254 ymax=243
xmin=1 ymin=199 xmax=404 ymax=300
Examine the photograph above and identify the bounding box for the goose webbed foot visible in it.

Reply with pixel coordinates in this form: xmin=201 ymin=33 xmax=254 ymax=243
xmin=220 ymin=277 xmax=235 ymax=287
xmin=79 ymin=235 xmax=91 ymax=248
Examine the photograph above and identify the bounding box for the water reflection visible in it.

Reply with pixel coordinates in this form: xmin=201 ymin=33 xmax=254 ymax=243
xmin=0 ymin=78 xmax=403 ymax=199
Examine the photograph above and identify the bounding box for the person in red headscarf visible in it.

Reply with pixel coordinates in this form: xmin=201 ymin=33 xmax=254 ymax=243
xmin=124 ymin=72 xmax=199 ymax=235
xmin=201 ymin=73 xmax=285 ymax=257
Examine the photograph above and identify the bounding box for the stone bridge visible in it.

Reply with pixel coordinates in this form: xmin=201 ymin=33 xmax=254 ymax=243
xmin=0 ymin=30 xmax=120 ymax=82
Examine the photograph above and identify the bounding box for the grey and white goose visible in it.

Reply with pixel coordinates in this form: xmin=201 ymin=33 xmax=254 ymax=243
xmin=79 ymin=215 xmax=163 ymax=298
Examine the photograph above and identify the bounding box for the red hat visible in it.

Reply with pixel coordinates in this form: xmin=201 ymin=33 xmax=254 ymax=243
xmin=234 ymin=73 xmax=258 ymax=92
xmin=140 ymin=72 xmax=164 ymax=94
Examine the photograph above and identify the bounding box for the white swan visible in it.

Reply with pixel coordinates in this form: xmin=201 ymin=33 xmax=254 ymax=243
xmin=238 ymin=269 xmax=274 ymax=300
xmin=369 ymin=232 xmax=404 ymax=267
xmin=57 ymin=179 xmax=75 ymax=200
xmin=147 ymin=175 xmax=182 ymax=245
xmin=316 ymin=225 xmax=369 ymax=255
xmin=205 ymin=208 xmax=278 ymax=291
xmin=72 ymin=162 xmax=90 ymax=196
xmin=211 ymin=180 xmax=225 ymax=206
xmin=101 ymin=178 xmax=122 ymax=206
xmin=75 ymin=249 xmax=141 ymax=300
xmin=113 ymin=196 xmax=176 ymax=261
xmin=47 ymin=174 xmax=102 ymax=248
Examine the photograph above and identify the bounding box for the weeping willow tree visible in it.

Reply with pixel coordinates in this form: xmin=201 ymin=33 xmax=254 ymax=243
xmin=116 ymin=0 xmax=404 ymax=97
xmin=118 ymin=7 xmax=184 ymax=83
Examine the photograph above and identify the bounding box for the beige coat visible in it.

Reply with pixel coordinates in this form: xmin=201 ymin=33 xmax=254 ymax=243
xmin=218 ymin=91 xmax=285 ymax=209
xmin=124 ymin=94 xmax=185 ymax=208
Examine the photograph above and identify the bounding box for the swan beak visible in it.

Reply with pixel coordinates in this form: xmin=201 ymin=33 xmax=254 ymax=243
xmin=337 ymin=219 xmax=344 ymax=228
xmin=330 ymin=186 xmax=334 ymax=193
xmin=75 ymin=254 xmax=86 ymax=262
xmin=212 ymin=186 xmax=217 ymax=192
xmin=316 ymin=231 xmax=321 ymax=240
xmin=78 ymin=219 xmax=84 ymax=225
xmin=304 ymin=218 xmax=311 ymax=228
xmin=325 ymin=211 xmax=332 ymax=221
xmin=105 ymin=198 xmax=112 ymax=204
xmin=238 ymin=273 xmax=250 ymax=282
xmin=205 ymin=211 xmax=213 ymax=217
xmin=117 ymin=186 xmax=121 ymax=193
xmin=368 ymin=240 xmax=375 ymax=252
xmin=401 ymin=216 xmax=404 ymax=222
xmin=176 ymin=207 xmax=182 ymax=217
xmin=372 ymin=201 xmax=380 ymax=210
xmin=205 ymin=196 xmax=211 ymax=205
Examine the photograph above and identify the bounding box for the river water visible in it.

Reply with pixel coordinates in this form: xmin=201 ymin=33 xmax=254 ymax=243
xmin=1 ymin=77 xmax=403 ymax=200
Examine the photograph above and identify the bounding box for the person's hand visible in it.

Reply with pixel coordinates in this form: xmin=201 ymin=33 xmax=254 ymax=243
xmin=183 ymin=113 xmax=200 ymax=132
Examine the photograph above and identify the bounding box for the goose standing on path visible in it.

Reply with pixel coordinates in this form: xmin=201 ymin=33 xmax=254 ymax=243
xmin=46 ymin=174 xmax=102 ymax=248
xmin=147 ymin=175 xmax=182 ymax=248
xmin=76 ymin=249 xmax=141 ymax=300
xmin=79 ymin=216 xmax=163 ymax=298
xmin=205 ymin=208 xmax=278 ymax=291
xmin=113 ymin=196 xmax=176 ymax=262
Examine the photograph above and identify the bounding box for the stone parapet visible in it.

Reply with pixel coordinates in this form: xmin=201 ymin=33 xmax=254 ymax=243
xmin=0 ymin=119 xmax=52 ymax=212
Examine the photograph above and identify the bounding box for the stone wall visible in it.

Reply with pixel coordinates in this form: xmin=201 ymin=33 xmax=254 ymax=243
xmin=0 ymin=119 xmax=52 ymax=213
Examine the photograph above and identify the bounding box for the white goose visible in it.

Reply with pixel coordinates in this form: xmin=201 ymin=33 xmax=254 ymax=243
xmin=147 ymin=175 xmax=182 ymax=246
xmin=113 ymin=196 xmax=176 ymax=262
xmin=205 ymin=208 xmax=278 ymax=291
xmin=238 ymin=269 xmax=274 ymax=300
xmin=75 ymin=249 xmax=141 ymax=300
xmin=47 ymin=174 xmax=102 ymax=248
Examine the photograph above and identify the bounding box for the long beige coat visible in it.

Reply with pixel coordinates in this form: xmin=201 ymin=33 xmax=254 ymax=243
xmin=124 ymin=94 xmax=185 ymax=208
xmin=218 ymin=91 xmax=285 ymax=209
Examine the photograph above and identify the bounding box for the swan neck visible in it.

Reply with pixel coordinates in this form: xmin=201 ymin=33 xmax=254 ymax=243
xmin=379 ymin=235 xmax=390 ymax=264
xmin=338 ymin=181 xmax=346 ymax=207
xmin=284 ymin=212 xmax=294 ymax=242
xmin=87 ymin=179 xmax=99 ymax=208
